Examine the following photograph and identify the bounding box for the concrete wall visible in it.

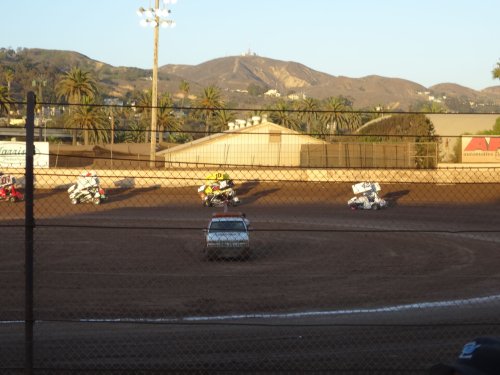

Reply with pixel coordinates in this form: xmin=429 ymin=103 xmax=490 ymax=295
xmin=3 ymin=166 xmax=500 ymax=189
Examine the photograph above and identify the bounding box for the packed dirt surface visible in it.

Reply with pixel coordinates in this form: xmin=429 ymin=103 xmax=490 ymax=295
xmin=1 ymin=182 xmax=499 ymax=373
xmin=2 ymin=182 xmax=500 ymax=318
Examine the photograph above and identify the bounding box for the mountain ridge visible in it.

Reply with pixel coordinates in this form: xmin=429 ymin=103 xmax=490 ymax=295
xmin=160 ymin=54 xmax=500 ymax=110
xmin=2 ymin=48 xmax=499 ymax=111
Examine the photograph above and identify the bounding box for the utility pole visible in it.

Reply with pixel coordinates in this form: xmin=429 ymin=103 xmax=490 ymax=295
xmin=150 ymin=0 xmax=160 ymax=168
xmin=137 ymin=0 xmax=177 ymax=168
xmin=25 ymin=91 xmax=35 ymax=375
xmin=110 ymin=109 xmax=115 ymax=167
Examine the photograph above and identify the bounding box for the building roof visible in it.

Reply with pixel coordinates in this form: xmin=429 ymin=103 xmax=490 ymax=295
xmin=156 ymin=120 xmax=324 ymax=156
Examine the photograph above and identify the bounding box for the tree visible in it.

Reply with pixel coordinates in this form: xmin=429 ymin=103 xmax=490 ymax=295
xmin=268 ymin=100 xmax=300 ymax=130
xmin=157 ymin=93 xmax=182 ymax=143
xmin=56 ymin=67 xmax=97 ymax=104
xmin=56 ymin=67 xmax=98 ymax=144
xmin=124 ymin=121 xmax=147 ymax=143
xmin=195 ymin=85 xmax=224 ymax=135
xmin=297 ymin=97 xmax=321 ymax=134
xmin=3 ymin=69 xmax=14 ymax=126
xmin=66 ymin=97 xmax=109 ymax=145
xmin=493 ymin=61 xmax=500 ymax=80
xmin=321 ymin=96 xmax=361 ymax=135
xmin=247 ymin=83 xmax=268 ymax=96
xmin=0 ymin=86 xmax=12 ymax=118
xmin=418 ymin=101 xmax=445 ymax=113
xmin=477 ymin=117 xmax=500 ymax=135
xmin=212 ymin=109 xmax=236 ymax=133
xmin=135 ymin=90 xmax=152 ymax=143
xmin=179 ymin=80 xmax=190 ymax=109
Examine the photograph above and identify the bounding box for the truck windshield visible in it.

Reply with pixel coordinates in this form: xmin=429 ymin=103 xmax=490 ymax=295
xmin=209 ymin=221 xmax=246 ymax=232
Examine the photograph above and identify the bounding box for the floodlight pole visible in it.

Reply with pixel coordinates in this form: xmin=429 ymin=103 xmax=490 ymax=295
xmin=138 ymin=0 xmax=176 ymax=167
xmin=150 ymin=0 xmax=160 ymax=168
xmin=25 ymin=91 xmax=35 ymax=375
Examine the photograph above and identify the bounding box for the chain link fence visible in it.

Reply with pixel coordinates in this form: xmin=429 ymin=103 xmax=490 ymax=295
xmin=1 ymin=98 xmax=500 ymax=374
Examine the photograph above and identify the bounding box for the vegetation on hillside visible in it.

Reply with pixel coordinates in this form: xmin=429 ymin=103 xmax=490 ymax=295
xmin=1 ymin=47 xmax=499 ymax=148
xmin=267 ymin=96 xmax=362 ymax=136
xmin=2 ymin=47 xmax=500 ymax=113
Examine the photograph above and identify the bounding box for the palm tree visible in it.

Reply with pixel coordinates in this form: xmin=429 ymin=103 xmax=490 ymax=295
xmin=124 ymin=121 xmax=147 ymax=143
xmin=195 ymin=85 xmax=224 ymax=135
xmin=245 ymin=109 xmax=266 ymax=120
xmin=56 ymin=67 xmax=97 ymax=104
xmin=135 ymin=90 xmax=152 ymax=143
xmin=157 ymin=93 xmax=182 ymax=143
xmin=56 ymin=67 xmax=98 ymax=144
xmin=0 ymin=86 xmax=12 ymax=118
xmin=493 ymin=61 xmax=500 ymax=80
xmin=268 ymin=100 xmax=300 ymax=130
xmin=212 ymin=109 xmax=236 ymax=133
xmin=66 ymin=97 xmax=109 ymax=145
xmin=322 ymin=96 xmax=361 ymax=135
xmin=297 ymin=97 xmax=321 ymax=134
xmin=179 ymin=80 xmax=190 ymax=109
xmin=3 ymin=69 xmax=14 ymax=93
xmin=3 ymin=69 xmax=14 ymax=126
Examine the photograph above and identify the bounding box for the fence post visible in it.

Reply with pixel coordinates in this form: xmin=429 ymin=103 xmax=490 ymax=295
xmin=25 ymin=91 xmax=35 ymax=375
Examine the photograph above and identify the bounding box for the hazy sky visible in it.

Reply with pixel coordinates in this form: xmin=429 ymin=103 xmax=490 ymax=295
xmin=1 ymin=0 xmax=499 ymax=90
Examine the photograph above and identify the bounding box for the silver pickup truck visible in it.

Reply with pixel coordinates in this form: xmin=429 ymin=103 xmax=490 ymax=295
xmin=204 ymin=212 xmax=250 ymax=260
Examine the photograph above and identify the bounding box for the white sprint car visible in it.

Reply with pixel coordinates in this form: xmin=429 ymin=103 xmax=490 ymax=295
xmin=348 ymin=182 xmax=388 ymax=210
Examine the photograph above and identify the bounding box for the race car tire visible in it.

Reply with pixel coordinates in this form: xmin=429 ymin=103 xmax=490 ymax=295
xmin=70 ymin=198 xmax=78 ymax=205
xmin=371 ymin=204 xmax=380 ymax=210
xmin=93 ymin=197 xmax=101 ymax=205
xmin=9 ymin=196 xmax=16 ymax=203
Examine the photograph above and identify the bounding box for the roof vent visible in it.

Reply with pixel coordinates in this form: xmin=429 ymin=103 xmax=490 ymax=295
xmin=235 ymin=119 xmax=246 ymax=129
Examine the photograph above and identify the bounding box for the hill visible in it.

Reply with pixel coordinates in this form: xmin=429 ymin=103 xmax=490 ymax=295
xmin=1 ymin=47 xmax=500 ymax=111
xmin=160 ymin=56 xmax=431 ymax=109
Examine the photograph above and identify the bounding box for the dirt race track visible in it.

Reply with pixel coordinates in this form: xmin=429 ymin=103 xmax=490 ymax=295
xmin=1 ymin=181 xmax=500 ymax=373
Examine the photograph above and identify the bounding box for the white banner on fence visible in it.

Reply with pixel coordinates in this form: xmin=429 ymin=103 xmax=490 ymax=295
xmin=0 ymin=141 xmax=50 ymax=168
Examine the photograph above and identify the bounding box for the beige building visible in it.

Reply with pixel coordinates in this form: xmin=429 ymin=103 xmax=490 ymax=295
xmin=157 ymin=118 xmax=326 ymax=167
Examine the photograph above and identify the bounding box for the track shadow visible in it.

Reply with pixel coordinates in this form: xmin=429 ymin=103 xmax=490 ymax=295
xmin=34 ymin=183 xmax=76 ymax=200
xmin=109 ymin=186 xmax=161 ymax=203
xmin=35 ymin=189 xmax=64 ymax=200
xmin=236 ymin=181 xmax=261 ymax=196
xmin=240 ymin=188 xmax=281 ymax=205
xmin=383 ymin=190 xmax=410 ymax=207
